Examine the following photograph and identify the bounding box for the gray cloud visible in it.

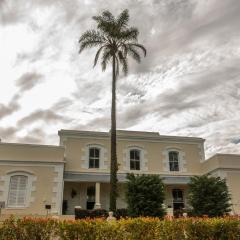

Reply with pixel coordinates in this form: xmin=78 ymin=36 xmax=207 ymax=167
xmin=0 ymin=126 xmax=17 ymax=140
xmin=16 ymin=72 xmax=43 ymax=92
xmin=0 ymin=94 xmax=20 ymax=120
xmin=51 ymin=98 xmax=73 ymax=111
xmin=18 ymin=109 xmax=70 ymax=127
xmin=16 ymin=128 xmax=46 ymax=144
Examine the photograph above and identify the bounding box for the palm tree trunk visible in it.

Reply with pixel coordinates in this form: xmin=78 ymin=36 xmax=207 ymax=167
xmin=109 ymin=55 xmax=118 ymax=212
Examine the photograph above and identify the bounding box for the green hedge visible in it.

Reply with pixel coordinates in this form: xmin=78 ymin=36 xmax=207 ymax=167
xmin=0 ymin=216 xmax=240 ymax=240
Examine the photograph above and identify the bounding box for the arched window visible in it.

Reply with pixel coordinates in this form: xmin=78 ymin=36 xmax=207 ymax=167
xmin=130 ymin=149 xmax=141 ymax=170
xmin=8 ymin=175 xmax=28 ymax=207
xmin=89 ymin=147 xmax=100 ymax=168
xmin=169 ymin=151 xmax=179 ymax=171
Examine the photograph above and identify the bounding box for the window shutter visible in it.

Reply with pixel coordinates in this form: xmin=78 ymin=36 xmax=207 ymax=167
xmin=8 ymin=175 xmax=28 ymax=207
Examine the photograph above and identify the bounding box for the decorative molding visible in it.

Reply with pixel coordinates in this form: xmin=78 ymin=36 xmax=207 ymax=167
xmin=162 ymin=150 xmax=168 ymax=171
xmin=0 ymin=171 xmax=37 ymax=208
xmin=0 ymin=161 xmax=65 ymax=165
xmin=162 ymin=147 xmax=187 ymax=173
xmin=64 ymin=171 xmax=192 ymax=184
xmin=122 ymin=145 xmax=148 ymax=171
xmin=81 ymin=144 xmax=108 ymax=170
xmin=51 ymin=165 xmax=64 ymax=214
xmin=212 ymin=170 xmax=227 ymax=180
xmin=197 ymin=143 xmax=205 ymax=162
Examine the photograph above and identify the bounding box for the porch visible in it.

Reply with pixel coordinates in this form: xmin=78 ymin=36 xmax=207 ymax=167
xmin=62 ymin=182 xmax=126 ymax=215
xmin=62 ymin=172 xmax=191 ymax=215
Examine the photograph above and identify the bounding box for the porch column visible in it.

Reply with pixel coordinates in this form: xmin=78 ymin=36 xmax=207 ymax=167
xmin=94 ymin=182 xmax=101 ymax=209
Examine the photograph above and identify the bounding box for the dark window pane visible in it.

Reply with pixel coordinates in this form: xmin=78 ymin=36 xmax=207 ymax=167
xmin=95 ymin=159 xmax=99 ymax=168
xmin=135 ymin=150 xmax=140 ymax=160
xmin=89 ymin=148 xmax=95 ymax=157
xmin=172 ymin=189 xmax=183 ymax=202
xmin=130 ymin=150 xmax=135 ymax=159
xmin=94 ymin=148 xmax=100 ymax=158
xmin=174 ymin=162 xmax=179 ymax=171
xmin=130 ymin=160 xmax=135 ymax=170
xmin=135 ymin=161 xmax=140 ymax=170
xmin=89 ymin=159 xmax=94 ymax=168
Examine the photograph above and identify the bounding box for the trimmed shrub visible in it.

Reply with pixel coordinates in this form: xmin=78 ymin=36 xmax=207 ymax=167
xmin=0 ymin=216 xmax=57 ymax=240
xmin=125 ymin=173 xmax=165 ymax=217
xmin=188 ymin=175 xmax=231 ymax=217
xmin=1 ymin=216 xmax=240 ymax=240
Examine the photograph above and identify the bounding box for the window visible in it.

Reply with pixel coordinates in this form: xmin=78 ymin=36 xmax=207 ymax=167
xmin=172 ymin=189 xmax=183 ymax=202
xmin=169 ymin=151 xmax=179 ymax=171
xmin=130 ymin=149 xmax=140 ymax=170
xmin=8 ymin=175 xmax=28 ymax=207
xmin=89 ymin=147 xmax=100 ymax=168
xmin=172 ymin=189 xmax=184 ymax=210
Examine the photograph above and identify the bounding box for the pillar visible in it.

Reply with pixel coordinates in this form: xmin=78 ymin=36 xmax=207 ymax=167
xmin=94 ymin=182 xmax=101 ymax=209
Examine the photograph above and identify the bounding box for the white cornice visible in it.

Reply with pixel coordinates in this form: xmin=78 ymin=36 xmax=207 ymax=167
xmin=0 ymin=142 xmax=65 ymax=150
xmin=0 ymin=160 xmax=65 ymax=165
xmin=58 ymin=129 xmax=205 ymax=144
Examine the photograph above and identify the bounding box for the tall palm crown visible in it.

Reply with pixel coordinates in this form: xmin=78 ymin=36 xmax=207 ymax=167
xmin=79 ymin=9 xmax=146 ymax=211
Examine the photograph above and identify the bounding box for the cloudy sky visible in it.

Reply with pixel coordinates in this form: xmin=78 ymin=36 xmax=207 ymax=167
xmin=0 ymin=0 xmax=240 ymax=158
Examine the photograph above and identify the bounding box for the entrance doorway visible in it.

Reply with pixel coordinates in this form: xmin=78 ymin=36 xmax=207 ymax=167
xmin=86 ymin=186 xmax=95 ymax=210
xmin=172 ymin=189 xmax=184 ymax=212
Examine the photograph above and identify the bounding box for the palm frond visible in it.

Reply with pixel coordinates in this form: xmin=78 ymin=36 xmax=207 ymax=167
xmin=79 ymin=40 xmax=104 ymax=53
xmin=117 ymin=9 xmax=129 ymax=28
xmin=93 ymin=11 xmax=116 ymax=37
xmin=79 ymin=30 xmax=105 ymax=53
xmin=126 ymin=46 xmax=141 ymax=63
xmin=101 ymin=49 xmax=112 ymax=71
xmin=119 ymin=27 xmax=139 ymax=41
xmin=93 ymin=45 xmax=106 ymax=67
xmin=102 ymin=10 xmax=115 ymax=22
xmin=79 ymin=30 xmax=104 ymax=43
xmin=127 ymin=43 xmax=147 ymax=57
xmin=117 ymin=51 xmax=128 ymax=75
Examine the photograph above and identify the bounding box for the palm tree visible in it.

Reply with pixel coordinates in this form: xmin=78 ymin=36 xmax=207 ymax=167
xmin=78 ymin=9 xmax=146 ymax=211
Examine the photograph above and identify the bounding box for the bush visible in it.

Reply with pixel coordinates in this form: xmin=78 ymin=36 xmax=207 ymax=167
xmin=188 ymin=175 xmax=231 ymax=217
xmin=1 ymin=216 xmax=240 ymax=240
xmin=0 ymin=216 xmax=57 ymax=240
xmin=115 ymin=208 xmax=128 ymax=219
xmin=75 ymin=208 xmax=108 ymax=219
xmin=125 ymin=173 xmax=165 ymax=217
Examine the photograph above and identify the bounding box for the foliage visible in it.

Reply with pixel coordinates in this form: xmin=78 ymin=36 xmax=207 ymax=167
xmin=114 ymin=208 xmax=128 ymax=219
xmin=1 ymin=216 xmax=240 ymax=240
xmin=0 ymin=216 xmax=57 ymax=240
xmin=74 ymin=208 xmax=128 ymax=220
xmin=78 ymin=9 xmax=146 ymax=212
xmin=75 ymin=209 xmax=108 ymax=220
xmin=78 ymin=9 xmax=146 ymax=76
xmin=188 ymin=174 xmax=231 ymax=217
xmin=125 ymin=173 xmax=166 ymax=217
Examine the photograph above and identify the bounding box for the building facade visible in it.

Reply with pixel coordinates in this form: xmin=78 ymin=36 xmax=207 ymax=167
xmin=0 ymin=130 xmax=240 ymax=216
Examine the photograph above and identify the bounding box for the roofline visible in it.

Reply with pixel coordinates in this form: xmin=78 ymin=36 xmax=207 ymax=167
xmin=0 ymin=142 xmax=64 ymax=149
xmin=58 ymin=129 xmax=205 ymax=143
xmin=206 ymin=153 xmax=240 ymax=161
xmin=215 ymin=153 xmax=240 ymax=157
